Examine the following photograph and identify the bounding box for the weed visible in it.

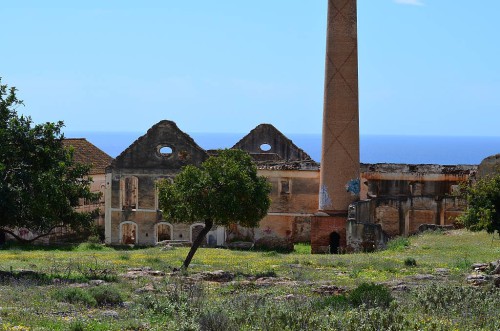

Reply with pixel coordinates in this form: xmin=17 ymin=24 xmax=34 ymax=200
xmin=53 ymin=287 xmax=97 ymax=307
xmin=68 ymin=320 xmax=86 ymax=331
xmin=75 ymin=242 xmax=105 ymax=251
xmin=386 ymin=237 xmax=410 ymax=251
xmin=294 ymin=243 xmax=311 ymax=254
xmin=312 ymin=295 xmax=349 ymax=310
xmin=255 ymin=269 xmax=277 ymax=278
xmin=349 ymin=283 xmax=393 ymax=308
xmin=198 ymin=309 xmax=236 ymax=331
xmin=87 ymin=285 xmax=124 ymax=306
xmin=118 ymin=252 xmax=131 ymax=260
xmin=404 ymin=257 xmax=417 ymax=267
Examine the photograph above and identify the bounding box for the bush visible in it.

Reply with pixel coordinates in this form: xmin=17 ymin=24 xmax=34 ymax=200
xmin=53 ymin=287 xmax=97 ymax=307
xmin=386 ymin=237 xmax=410 ymax=251
xmin=88 ymin=285 xmax=124 ymax=306
xmin=198 ymin=309 xmax=236 ymax=331
xmin=404 ymin=257 xmax=417 ymax=267
xmin=68 ymin=320 xmax=86 ymax=331
xmin=349 ymin=283 xmax=393 ymax=308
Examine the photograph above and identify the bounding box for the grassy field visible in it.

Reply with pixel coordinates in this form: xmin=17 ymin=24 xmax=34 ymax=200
xmin=1 ymin=229 xmax=500 ymax=330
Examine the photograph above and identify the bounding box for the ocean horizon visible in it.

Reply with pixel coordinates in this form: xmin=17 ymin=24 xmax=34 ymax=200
xmin=65 ymin=131 xmax=500 ymax=166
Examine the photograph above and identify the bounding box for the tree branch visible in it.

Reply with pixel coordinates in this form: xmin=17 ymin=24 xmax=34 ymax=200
xmin=0 ymin=225 xmax=62 ymax=244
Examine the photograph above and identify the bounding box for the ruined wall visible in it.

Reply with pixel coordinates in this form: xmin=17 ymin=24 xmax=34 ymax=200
xmin=259 ymin=169 xmax=319 ymax=214
xmin=232 ymin=124 xmax=312 ymax=161
xmin=105 ymin=120 xmax=209 ymax=245
xmin=346 ymin=220 xmax=388 ymax=252
xmin=355 ymin=163 xmax=476 ymax=236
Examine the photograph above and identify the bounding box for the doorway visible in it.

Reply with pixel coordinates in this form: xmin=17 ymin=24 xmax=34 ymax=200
xmin=329 ymin=231 xmax=340 ymax=254
xmin=121 ymin=222 xmax=137 ymax=244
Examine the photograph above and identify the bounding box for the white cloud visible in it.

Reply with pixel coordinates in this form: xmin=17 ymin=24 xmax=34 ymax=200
xmin=394 ymin=0 xmax=424 ymax=6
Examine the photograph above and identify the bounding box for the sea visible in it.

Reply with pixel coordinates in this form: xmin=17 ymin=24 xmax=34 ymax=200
xmin=65 ymin=131 xmax=500 ymax=165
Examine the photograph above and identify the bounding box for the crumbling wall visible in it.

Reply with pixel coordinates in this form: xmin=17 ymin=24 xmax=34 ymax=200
xmin=232 ymin=124 xmax=313 ymax=161
xmin=353 ymin=163 xmax=477 ymax=237
xmin=346 ymin=220 xmax=388 ymax=252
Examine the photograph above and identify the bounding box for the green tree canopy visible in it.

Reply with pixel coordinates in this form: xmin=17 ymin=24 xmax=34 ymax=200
xmin=0 ymin=78 xmax=99 ymax=242
xmin=158 ymin=149 xmax=271 ymax=269
xmin=459 ymin=174 xmax=500 ymax=234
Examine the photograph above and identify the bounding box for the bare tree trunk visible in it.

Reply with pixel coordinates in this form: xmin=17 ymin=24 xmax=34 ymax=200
xmin=182 ymin=219 xmax=213 ymax=270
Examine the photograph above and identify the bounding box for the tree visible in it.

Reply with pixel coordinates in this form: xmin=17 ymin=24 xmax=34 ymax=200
xmin=458 ymin=174 xmax=500 ymax=234
xmin=0 ymin=78 xmax=99 ymax=243
xmin=157 ymin=149 xmax=271 ymax=269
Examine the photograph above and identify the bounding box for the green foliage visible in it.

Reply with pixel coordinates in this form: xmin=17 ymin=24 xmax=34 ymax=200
xmin=53 ymin=287 xmax=97 ymax=306
xmin=158 ymin=149 xmax=271 ymax=227
xmin=294 ymin=243 xmax=311 ymax=254
xmin=157 ymin=149 xmax=271 ymax=268
xmin=459 ymin=174 xmax=500 ymax=233
xmin=0 ymin=78 xmax=99 ymax=241
xmin=198 ymin=309 xmax=236 ymax=331
xmin=386 ymin=236 xmax=410 ymax=251
xmin=54 ymin=285 xmax=123 ymax=307
xmin=87 ymin=285 xmax=124 ymax=306
xmin=348 ymin=283 xmax=393 ymax=308
xmin=404 ymin=257 xmax=417 ymax=267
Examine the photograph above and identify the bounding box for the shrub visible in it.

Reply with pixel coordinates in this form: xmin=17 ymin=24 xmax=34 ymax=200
xmin=386 ymin=237 xmax=410 ymax=251
xmin=404 ymin=257 xmax=417 ymax=267
xmin=75 ymin=242 xmax=104 ymax=251
xmin=68 ymin=320 xmax=86 ymax=331
xmin=198 ymin=309 xmax=236 ymax=331
xmin=53 ymin=287 xmax=97 ymax=307
xmin=312 ymin=295 xmax=349 ymax=310
xmin=349 ymin=283 xmax=393 ymax=308
xmin=88 ymin=285 xmax=124 ymax=306
xmin=255 ymin=270 xmax=277 ymax=278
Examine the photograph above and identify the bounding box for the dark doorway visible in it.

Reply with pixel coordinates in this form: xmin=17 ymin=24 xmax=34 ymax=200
xmin=329 ymin=232 xmax=340 ymax=254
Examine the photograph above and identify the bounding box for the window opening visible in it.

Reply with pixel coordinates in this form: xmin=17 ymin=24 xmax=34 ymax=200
xmin=260 ymin=143 xmax=271 ymax=152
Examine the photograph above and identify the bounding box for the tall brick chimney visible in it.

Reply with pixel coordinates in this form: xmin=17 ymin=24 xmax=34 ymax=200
xmin=311 ymin=0 xmax=360 ymax=254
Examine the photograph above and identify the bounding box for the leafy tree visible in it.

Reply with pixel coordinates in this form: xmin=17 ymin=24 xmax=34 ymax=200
xmin=158 ymin=149 xmax=271 ymax=269
xmin=0 ymin=78 xmax=99 ymax=243
xmin=458 ymin=174 xmax=500 ymax=234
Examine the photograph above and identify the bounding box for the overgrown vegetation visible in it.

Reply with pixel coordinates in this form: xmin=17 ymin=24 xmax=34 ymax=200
xmin=459 ymin=174 xmax=500 ymax=234
xmin=0 ymin=229 xmax=499 ymax=330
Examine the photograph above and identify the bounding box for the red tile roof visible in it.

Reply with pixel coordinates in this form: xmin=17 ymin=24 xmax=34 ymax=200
xmin=63 ymin=138 xmax=113 ymax=175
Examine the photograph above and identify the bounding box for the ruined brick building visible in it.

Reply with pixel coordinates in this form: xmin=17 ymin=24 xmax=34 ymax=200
xmin=103 ymin=120 xmax=479 ymax=250
xmin=103 ymin=121 xmax=319 ymax=248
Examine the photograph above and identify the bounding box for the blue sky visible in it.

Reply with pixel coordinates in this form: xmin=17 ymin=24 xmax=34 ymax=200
xmin=2 ymin=0 xmax=499 ymax=136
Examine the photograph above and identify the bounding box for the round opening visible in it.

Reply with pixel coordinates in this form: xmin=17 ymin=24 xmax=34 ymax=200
xmin=159 ymin=146 xmax=173 ymax=156
xmin=260 ymin=143 xmax=272 ymax=152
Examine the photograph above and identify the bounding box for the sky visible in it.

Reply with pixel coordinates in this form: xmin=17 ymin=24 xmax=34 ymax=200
xmin=2 ymin=0 xmax=500 ymax=136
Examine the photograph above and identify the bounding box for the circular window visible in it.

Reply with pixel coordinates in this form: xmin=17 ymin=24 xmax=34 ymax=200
xmin=158 ymin=146 xmax=173 ymax=157
xmin=260 ymin=143 xmax=272 ymax=152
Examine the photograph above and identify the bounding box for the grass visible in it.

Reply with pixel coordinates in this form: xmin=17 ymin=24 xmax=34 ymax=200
xmin=0 ymin=229 xmax=499 ymax=329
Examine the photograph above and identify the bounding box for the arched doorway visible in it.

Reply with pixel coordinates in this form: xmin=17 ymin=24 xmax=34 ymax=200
xmin=329 ymin=231 xmax=340 ymax=254
xmin=120 ymin=222 xmax=137 ymax=244
xmin=156 ymin=222 xmax=173 ymax=243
